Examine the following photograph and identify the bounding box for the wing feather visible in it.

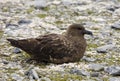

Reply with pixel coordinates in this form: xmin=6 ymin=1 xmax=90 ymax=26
xmin=35 ymin=34 xmax=73 ymax=59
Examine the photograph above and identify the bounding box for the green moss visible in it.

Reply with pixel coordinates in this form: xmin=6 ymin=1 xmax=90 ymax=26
xmin=42 ymin=7 xmax=50 ymax=11
xmin=74 ymin=11 xmax=79 ymax=16
xmin=55 ymin=20 xmax=63 ymax=24
xmin=89 ymin=51 xmax=120 ymax=65
xmin=5 ymin=68 xmax=19 ymax=73
xmin=41 ymin=79 xmax=47 ymax=81
xmin=26 ymin=7 xmax=34 ymax=14
xmin=15 ymin=10 xmax=21 ymax=14
xmin=103 ymin=77 xmax=109 ymax=81
xmin=99 ymin=11 xmax=112 ymax=17
xmin=87 ymin=10 xmax=94 ymax=15
xmin=105 ymin=56 xmax=120 ymax=65
xmin=2 ymin=7 xmax=9 ymax=12
xmin=87 ymin=44 xmax=98 ymax=48
xmin=92 ymin=20 xmax=99 ymax=23
xmin=36 ymin=14 xmax=47 ymax=18
xmin=0 ymin=31 xmax=3 ymax=38
xmin=22 ymin=52 xmax=30 ymax=58
xmin=92 ymin=27 xmax=99 ymax=30
xmin=49 ymin=74 xmax=83 ymax=81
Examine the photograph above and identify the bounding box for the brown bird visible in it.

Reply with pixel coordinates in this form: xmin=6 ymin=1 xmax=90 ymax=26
xmin=7 ymin=24 xmax=93 ymax=64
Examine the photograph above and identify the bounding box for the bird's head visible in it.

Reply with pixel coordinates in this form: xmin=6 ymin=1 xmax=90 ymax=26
xmin=66 ymin=24 xmax=93 ymax=37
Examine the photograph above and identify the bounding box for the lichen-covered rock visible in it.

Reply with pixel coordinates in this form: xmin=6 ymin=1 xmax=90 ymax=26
xmin=111 ymin=21 xmax=120 ymax=30
xmin=96 ymin=44 xmax=116 ymax=53
xmin=104 ymin=66 xmax=120 ymax=76
xmin=88 ymin=63 xmax=105 ymax=71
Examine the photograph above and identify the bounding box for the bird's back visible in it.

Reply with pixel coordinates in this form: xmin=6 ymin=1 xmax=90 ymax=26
xmin=7 ymin=34 xmax=86 ymax=64
xmin=34 ymin=34 xmax=77 ymax=63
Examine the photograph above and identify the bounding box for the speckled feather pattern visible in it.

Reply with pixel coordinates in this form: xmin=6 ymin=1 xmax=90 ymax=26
xmin=7 ymin=24 xmax=91 ymax=64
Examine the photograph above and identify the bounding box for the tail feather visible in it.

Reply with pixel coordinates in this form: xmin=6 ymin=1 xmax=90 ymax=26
xmin=7 ymin=38 xmax=36 ymax=54
xmin=7 ymin=39 xmax=19 ymax=47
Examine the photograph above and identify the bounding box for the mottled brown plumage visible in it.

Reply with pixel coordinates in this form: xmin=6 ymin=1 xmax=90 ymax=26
xmin=7 ymin=24 xmax=93 ymax=64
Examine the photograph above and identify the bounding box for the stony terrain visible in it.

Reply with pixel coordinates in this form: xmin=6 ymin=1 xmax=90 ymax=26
xmin=0 ymin=0 xmax=120 ymax=81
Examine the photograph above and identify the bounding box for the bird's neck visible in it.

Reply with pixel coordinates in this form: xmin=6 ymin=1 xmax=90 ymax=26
xmin=65 ymin=34 xmax=85 ymax=41
xmin=64 ymin=34 xmax=86 ymax=47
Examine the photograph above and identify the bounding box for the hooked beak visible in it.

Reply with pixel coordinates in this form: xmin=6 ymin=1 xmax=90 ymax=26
xmin=83 ymin=30 xmax=93 ymax=36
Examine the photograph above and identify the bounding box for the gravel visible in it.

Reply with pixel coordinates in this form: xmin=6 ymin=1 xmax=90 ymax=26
xmin=0 ymin=0 xmax=120 ymax=80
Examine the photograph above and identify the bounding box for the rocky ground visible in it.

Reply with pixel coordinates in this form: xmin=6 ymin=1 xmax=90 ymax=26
xmin=0 ymin=0 xmax=120 ymax=81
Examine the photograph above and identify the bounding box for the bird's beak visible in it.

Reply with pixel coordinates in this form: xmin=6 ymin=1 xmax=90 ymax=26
xmin=83 ymin=30 xmax=93 ymax=36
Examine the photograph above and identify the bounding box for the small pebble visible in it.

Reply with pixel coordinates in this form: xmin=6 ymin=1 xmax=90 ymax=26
xmin=109 ymin=77 xmax=120 ymax=81
xmin=40 ymin=77 xmax=51 ymax=81
xmin=34 ymin=0 xmax=47 ymax=9
xmin=2 ymin=60 xmax=9 ymax=64
xmin=13 ymin=47 xmax=21 ymax=54
xmin=88 ymin=64 xmax=104 ymax=71
xmin=18 ymin=20 xmax=32 ymax=25
xmin=31 ymin=69 xmax=40 ymax=80
xmin=104 ymin=66 xmax=120 ymax=76
xmin=82 ymin=56 xmax=97 ymax=62
xmin=6 ymin=24 xmax=19 ymax=29
xmin=70 ymin=68 xmax=90 ymax=76
xmin=96 ymin=44 xmax=115 ymax=53
xmin=90 ymin=72 xmax=99 ymax=77
xmin=111 ymin=21 xmax=120 ymax=30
